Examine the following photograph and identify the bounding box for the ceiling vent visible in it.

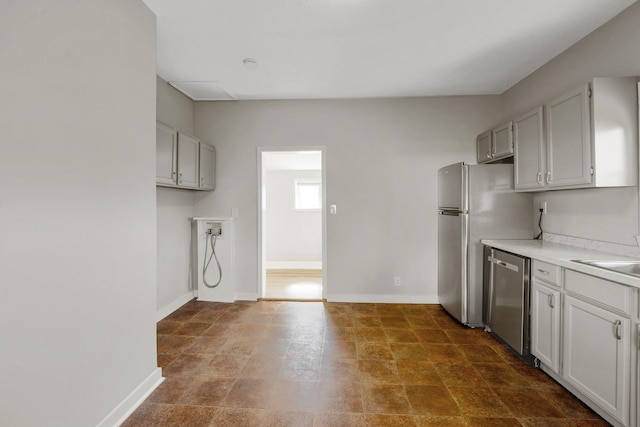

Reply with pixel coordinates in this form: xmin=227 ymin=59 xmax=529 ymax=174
xmin=168 ymin=81 xmax=237 ymax=101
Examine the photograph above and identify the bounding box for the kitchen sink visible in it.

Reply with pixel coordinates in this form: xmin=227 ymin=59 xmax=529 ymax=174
xmin=572 ymin=259 xmax=640 ymax=278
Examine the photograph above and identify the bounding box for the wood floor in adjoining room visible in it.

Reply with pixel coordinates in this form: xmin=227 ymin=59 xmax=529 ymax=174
xmin=264 ymin=269 xmax=323 ymax=300
xmin=123 ymin=300 xmax=610 ymax=427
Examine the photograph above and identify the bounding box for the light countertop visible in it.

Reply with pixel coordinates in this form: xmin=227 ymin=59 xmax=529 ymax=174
xmin=481 ymin=239 xmax=640 ymax=289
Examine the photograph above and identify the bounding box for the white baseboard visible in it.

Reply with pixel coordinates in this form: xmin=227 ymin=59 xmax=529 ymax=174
xmin=235 ymin=292 xmax=259 ymax=301
xmin=326 ymin=294 xmax=439 ymax=304
xmin=156 ymin=291 xmax=195 ymax=321
xmin=266 ymin=261 xmax=322 ymax=269
xmin=97 ymin=367 xmax=163 ymax=427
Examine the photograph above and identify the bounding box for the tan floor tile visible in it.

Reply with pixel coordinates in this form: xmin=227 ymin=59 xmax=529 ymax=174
xmin=121 ymin=403 xmax=170 ymax=427
xmin=262 ymin=410 xmax=314 ymax=427
xmin=415 ymin=415 xmax=468 ymax=426
xmin=354 ymin=317 xmax=383 ymax=327
xmin=360 ymin=383 xmax=411 ymax=414
xmin=163 ymin=353 xmax=213 ymax=377
xmin=456 ymin=344 xmax=503 ymax=362
xmin=177 ymin=378 xmax=235 ymax=406
xmin=364 ymin=413 xmax=417 ymax=426
xmin=320 ymin=358 xmax=361 ymax=382
xmin=405 ymin=315 xmax=440 ymax=329
xmin=510 ymin=363 xmax=558 ymax=388
xmin=493 ymin=387 xmax=564 ymax=418
xmin=414 ymin=329 xmax=452 ymax=344
xmin=184 ymin=336 xmax=227 ymax=354
xmin=324 ymin=326 xmax=355 ymax=341
xmin=379 ymin=316 xmax=411 ymax=328
xmin=317 ymin=381 xmax=363 ymax=412
xmin=396 ymin=360 xmax=443 ymax=385
xmin=406 ymin=385 xmax=461 ymax=416
xmin=224 ymin=378 xmax=275 ymax=409
xmin=325 ymin=315 xmax=354 ymax=328
xmin=358 ymin=359 xmax=401 ymax=383
xmin=145 ymin=377 xmax=191 ymax=404
xmin=239 ymin=355 xmax=284 ymax=379
xmin=357 ymin=341 xmax=394 ymax=360
xmin=355 ymin=327 xmax=388 ymax=342
xmin=157 ymin=320 xmax=182 ymax=334
xmin=288 ymin=340 xmax=324 ymax=358
xmin=219 ymin=336 xmax=258 ymax=355
xmin=157 ymin=335 xmax=195 ymax=355
xmin=163 ymin=405 xmax=217 ymax=426
xmin=384 ymin=328 xmax=420 ymax=343
xmin=268 ymin=380 xmax=319 ymax=411
xmin=465 ymin=417 xmax=523 ymax=427
xmin=433 ymin=362 xmax=487 ymax=387
xmin=390 ymin=342 xmax=429 ymax=360
xmin=313 ymin=411 xmax=366 ymax=426
xmin=472 ymin=363 xmax=530 ymax=387
xmin=447 ymin=387 xmax=512 ymax=418
xmin=209 ymin=407 xmax=266 ymax=427
xmin=538 ymin=387 xmax=602 ymax=419
xmin=323 ymin=340 xmax=358 ymax=359
xmin=423 ymin=344 xmax=466 ymax=362
xmin=444 ymin=329 xmax=492 ymax=345
xmin=207 ymin=354 xmax=249 ymax=377
xmin=518 ymin=419 xmax=573 ymax=427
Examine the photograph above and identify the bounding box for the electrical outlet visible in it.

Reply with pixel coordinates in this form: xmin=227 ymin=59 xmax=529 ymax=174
xmin=539 ymin=201 xmax=547 ymax=215
xmin=393 ymin=276 xmax=401 ymax=287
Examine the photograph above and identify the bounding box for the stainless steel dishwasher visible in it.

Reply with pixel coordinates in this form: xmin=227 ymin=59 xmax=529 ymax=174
xmin=484 ymin=246 xmax=531 ymax=358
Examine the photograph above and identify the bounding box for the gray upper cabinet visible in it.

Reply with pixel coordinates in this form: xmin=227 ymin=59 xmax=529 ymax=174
xmin=477 ymin=122 xmax=513 ymax=164
xmin=514 ymin=107 xmax=545 ymax=190
xmin=156 ymin=121 xmax=177 ymax=185
xmin=476 ymin=131 xmax=492 ymax=163
xmin=515 ymin=77 xmax=638 ymax=192
xmin=176 ymin=132 xmax=200 ymax=189
xmin=155 ymin=122 xmax=215 ymax=191
xmin=545 ymin=85 xmax=592 ymax=188
xmin=199 ymin=142 xmax=216 ymax=191
xmin=491 ymin=121 xmax=514 ymax=160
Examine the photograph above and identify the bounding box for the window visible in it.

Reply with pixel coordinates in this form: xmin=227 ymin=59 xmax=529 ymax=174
xmin=294 ymin=179 xmax=322 ymax=211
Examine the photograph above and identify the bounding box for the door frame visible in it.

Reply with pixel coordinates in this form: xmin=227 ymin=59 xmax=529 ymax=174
xmin=256 ymin=146 xmax=327 ymax=299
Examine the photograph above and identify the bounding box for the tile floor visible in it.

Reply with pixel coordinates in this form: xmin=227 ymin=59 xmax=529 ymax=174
xmin=123 ymin=301 xmax=610 ymax=426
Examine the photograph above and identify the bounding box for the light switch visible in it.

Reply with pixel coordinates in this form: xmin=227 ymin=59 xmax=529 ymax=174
xmin=330 ymin=205 xmax=337 ymax=215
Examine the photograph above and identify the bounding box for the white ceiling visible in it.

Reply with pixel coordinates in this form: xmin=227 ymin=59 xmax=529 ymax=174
xmin=143 ymin=0 xmax=636 ymax=101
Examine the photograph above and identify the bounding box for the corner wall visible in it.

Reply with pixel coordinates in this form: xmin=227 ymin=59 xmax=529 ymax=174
xmin=501 ymin=2 xmax=640 ymax=246
xmin=156 ymin=77 xmax=197 ymax=318
xmin=0 ymin=1 xmax=159 ymax=426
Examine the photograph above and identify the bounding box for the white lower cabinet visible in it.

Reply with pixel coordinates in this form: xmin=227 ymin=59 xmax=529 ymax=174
xmin=563 ymin=294 xmax=630 ymax=426
xmin=531 ymin=280 xmax=561 ymax=374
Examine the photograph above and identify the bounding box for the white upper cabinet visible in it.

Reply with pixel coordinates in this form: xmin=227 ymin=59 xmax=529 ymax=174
xmin=199 ymin=142 xmax=216 ymax=191
xmin=491 ymin=121 xmax=514 ymax=160
xmin=514 ymin=77 xmax=638 ymax=192
xmin=155 ymin=122 xmax=215 ymax=192
xmin=177 ymin=132 xmax=200 ymax=189
xmin=545 ymin=85 xmax=592 ymax=188
xmin=514 ymin=107 xmax=545 ymax=190
xmin=156 ymin=121 xmax=177 ymax=185
xmin=476 ymin=130 xmax=492 ymax=163
xmin=477 ymin=123 xmax=513 ymax=164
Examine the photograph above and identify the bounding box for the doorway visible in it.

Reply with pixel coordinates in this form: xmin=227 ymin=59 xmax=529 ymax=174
xmin=258 ymin=148 xmax=326 ymax=300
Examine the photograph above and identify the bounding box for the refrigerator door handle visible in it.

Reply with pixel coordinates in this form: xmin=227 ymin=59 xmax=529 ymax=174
xmin=460 ymin=213 xmax=469 ymax=324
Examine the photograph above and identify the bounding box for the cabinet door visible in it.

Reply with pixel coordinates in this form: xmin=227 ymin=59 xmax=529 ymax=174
xmin=492 ymin=121 xmax=514 ymax=159
xmin=514 ymin=107 xmax=545 ymax=190
xmin=198 ymin=142 xmax=216 ymax=191
xmin=545 ymin=85 xmax=592 ymax=188
xmin=531 ymin=280 xmax=561 ymax=373
xmin=476 ymin=131 xmax=492 ymax=163
xmin=156 ymin=122 xmax=177 ymax=185
xmin=563 ymin=295 xmax=630 ymax=425
xmin=177 ymin=132 xmax=200 ymax=189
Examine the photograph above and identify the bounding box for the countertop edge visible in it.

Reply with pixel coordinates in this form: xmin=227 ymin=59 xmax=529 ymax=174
xmin=481 ymin=239 xmax=640 ymax=289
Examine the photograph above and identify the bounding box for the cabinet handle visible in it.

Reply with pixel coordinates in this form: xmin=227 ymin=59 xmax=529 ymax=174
xmin=179 ymin=172 xmax=183 ymax=184
xmin=537 ymin=268 xmax=550 ymax=276
xmin=548 ymin=293 xmax=554 ymax=308
xmin=486 ymin=150 xmax=492 ymax=159
xmin=536 ymin=172 xmax=542 ymax=184
xmin=614 ymin=320 xmax=622 ymax=340
xmin=546 ymin=171 xmax=551 ymax=183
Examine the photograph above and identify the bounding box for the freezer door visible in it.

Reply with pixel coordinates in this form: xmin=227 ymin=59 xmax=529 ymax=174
xmin=438 ymin=162 xmax=467 ymax=211
xmin=438 ymin=209 xmax=469 ymax=324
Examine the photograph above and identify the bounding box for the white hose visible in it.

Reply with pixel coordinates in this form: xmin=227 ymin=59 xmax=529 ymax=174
xmin=203 ymin=233 xmax=222 ymax=288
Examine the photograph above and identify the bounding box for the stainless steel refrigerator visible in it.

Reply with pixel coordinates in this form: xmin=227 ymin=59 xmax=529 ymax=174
xmin=437 ymin=162 xmax=533 ymax=327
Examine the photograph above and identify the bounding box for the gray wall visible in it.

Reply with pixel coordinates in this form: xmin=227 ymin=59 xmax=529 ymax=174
xmin=156 ymin=77 xmax=197 ymax=317
xmin=0 ymin=1 xmax=158 ymax=426
xmin=194 ymin=97 xmax=502 ymax=301
xmin=501 ymin=1 xmax=640 ymax=246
